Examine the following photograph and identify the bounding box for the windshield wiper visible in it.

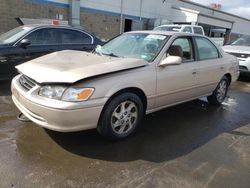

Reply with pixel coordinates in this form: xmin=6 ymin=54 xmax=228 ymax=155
xmin=102 ymin=52 xmax=121 ymax=58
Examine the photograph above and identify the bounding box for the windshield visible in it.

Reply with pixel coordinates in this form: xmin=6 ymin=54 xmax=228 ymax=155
xmin=154 ymin=26 xmax=181 ymax=32
xmin=0 ymin=26 xmax=32 ymax=44
xmin=95 ymin=33 xmax=168 ymax=62
xmin=230 ymin=35 xmax=250 ymax=46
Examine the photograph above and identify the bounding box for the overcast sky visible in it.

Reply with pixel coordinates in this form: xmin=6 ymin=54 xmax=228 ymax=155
xmin=191 ymin=0 xmax=250 ymax=19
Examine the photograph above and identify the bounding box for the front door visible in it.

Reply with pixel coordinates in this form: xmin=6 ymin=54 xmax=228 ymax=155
xmin=156 ymin=37 xmax=199 ymax=108
xmin=0 ymin=46 xmax=16 ymax=79
xmin=20 ymin=28 xmax=59 ymax=62
xmin=8 ymin=28 xmax=59 ymax=76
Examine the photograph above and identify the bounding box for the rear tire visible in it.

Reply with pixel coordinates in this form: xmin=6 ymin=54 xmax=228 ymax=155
xmin=97 ymin=92 xmax=144 ymax=141
xmin=207 ymin=76 xmax=229 ymax=105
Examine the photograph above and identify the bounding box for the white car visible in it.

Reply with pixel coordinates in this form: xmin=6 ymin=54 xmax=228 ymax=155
xmin=154 ymin=24 xmax=205 ymax=35
xmin=223 ymin=36 xmax=250 ymax=76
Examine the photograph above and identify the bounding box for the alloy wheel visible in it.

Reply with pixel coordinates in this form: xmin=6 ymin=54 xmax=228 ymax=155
xmin=111 ymin=100 xmax=138 ymax=134
xmin=216 ymin=80 xmax=228 ymax=103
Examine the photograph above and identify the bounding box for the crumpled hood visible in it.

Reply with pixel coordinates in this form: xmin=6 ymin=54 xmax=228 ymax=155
xmin=16 ymin=50 xmax=148 ymax=84
xmin=223 ymin=45 xmax=250 ymax=54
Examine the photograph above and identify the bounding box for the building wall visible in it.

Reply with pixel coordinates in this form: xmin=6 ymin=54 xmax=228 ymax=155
xmin=0 ymin=0 xmax=68 ymax=34
xmin=171 ymin=0 xmax=250 ymax=35
xmin=49 ymin=0 xmax=172 ymax=19
xmin=80 ymin=11 xmax=120 ymax=40
xmin=1 ymin=0 xmax=250 ymax=39
xmin=79 ymin=0 xmax=250 ymax=36
xmin=0 ymin=0 xmax=119 ymax=39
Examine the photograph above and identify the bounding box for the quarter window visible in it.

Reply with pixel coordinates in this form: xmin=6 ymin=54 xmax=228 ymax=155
xmin=195 ymin=37 xmax=219 ymax=60
xmin=25 ymin=29 xmax=58 ymax=45
xmin=59 ymin=29 xmax=92 ymax=44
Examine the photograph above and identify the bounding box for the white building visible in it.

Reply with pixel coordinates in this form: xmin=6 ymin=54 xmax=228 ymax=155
xmin=2 ymin=0 xmax=250 ymax=41
xmin=49 ymin=0 xmax=250 ymax=40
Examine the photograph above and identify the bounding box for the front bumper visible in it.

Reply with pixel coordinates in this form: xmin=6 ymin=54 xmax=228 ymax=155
xmin=238 ymin=59 xmax=250 ymax=75
xmin=11 ymin=75 xmax=106 ymax=132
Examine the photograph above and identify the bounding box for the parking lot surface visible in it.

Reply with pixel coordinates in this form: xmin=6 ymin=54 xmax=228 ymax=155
xmin=0 ymin=78 xmax=250 ymax=188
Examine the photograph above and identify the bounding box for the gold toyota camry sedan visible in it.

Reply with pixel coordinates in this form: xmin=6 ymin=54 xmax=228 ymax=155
xmin=11 ymin=31 xmax=239 ymax=140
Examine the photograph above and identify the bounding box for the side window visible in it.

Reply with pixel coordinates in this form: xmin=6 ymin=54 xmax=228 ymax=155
xmin=195 ymin=37 xmax=219 ymax=60
xmin=193 ymin=27 xmax=203 ymax=35
xmin=167 ymin=37 xmax=194 ymax=62
xmin=59 ymin=29 xmax=92 ymax=44
xmin=25 ymin=29 xmax=58 ymax=45
xmin=183 ymin=27 xmax=192 ymax=33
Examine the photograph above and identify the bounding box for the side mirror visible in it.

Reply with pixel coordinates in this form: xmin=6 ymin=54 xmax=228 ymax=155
xmin=19 ymin=39 xmax=31 ymax=48
xmin=159 ymin=56 xmax=182 ymax=67
xmin=95 ymin=45 xmax=103 ymax=55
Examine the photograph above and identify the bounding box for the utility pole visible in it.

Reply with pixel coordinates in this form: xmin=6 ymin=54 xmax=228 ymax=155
xmin=120 ymin=0 xmax=124 ymax=34
xmin=139 ymin=0 xmax=142 ymax=21
xmin=69 ymin=0 xmax=80 ymax=26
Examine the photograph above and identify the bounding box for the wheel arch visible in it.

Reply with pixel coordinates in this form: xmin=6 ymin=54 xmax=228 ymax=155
xmin=224 ymin=73 xmax=232 ymax=85
xmin=97 ymin=86 xmax=148 ymax=131
xmin=104 ymin=87 xmax=147 ymax=112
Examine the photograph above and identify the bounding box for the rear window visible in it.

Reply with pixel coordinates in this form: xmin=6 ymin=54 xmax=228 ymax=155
xmin=193 ymin=27 xmax=203 ymax=35
xmin=59 ymin=29 xmax=92 ymax=44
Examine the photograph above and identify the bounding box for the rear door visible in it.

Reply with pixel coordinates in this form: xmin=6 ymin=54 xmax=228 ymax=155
xmin=58 ymin=29 xmax=94 ymax=52
xmin=194 ymin=36 xmax=225 ymax=95
xmin=0 ymin=46 xmax=15 ymax=79
xmin=20 ymin=28 xmax=59 ymax=61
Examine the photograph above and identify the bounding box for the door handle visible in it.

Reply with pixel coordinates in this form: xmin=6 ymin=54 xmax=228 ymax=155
xmin=0 ymin=57 xmax=7 ymax=63
xmin=192 ymin=69 xmax=198 ymax=75
xmin=0 ymin=59 xmax=7 ymax=63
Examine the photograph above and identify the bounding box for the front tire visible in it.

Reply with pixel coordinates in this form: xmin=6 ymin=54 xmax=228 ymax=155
xmin=207 ymin=76 xmax=229 ymax=105
xmin=97 ymin=93 xmax=144 ymax=140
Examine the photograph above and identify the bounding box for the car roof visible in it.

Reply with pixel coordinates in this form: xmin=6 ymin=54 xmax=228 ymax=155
xmin=156 ymin=24 xmax=202 ymax=28
xmin=127 ymin=30 xmax=204 ymax=37
xmin=156 ymin=25 xmax=182 ymax=27
xmin=20 ymin=24 xmax=85 ymax=30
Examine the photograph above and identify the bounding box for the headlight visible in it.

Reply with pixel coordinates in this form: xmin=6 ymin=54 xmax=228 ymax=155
xmin=39 ymin=86 xmax=94 ymax=102
xmin=39 ymin=85 xmax=66 ymax=100
xmin=62 ymin=88 xmax=94 ymax=102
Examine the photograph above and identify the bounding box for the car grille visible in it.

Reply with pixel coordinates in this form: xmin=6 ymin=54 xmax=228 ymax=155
xmin=19 ymin=75 xmax=37 ymax=91
xmin=228 ymin=52 xmax=250 ymax=59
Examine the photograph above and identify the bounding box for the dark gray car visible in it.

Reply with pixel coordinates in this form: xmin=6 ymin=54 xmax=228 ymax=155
xmin=0 ymin=24 xmax=103 ymax=80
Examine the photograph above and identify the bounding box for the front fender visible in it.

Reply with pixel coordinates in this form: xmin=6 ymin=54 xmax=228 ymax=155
xmin=105 ymin=82 xmax=146 ymax=98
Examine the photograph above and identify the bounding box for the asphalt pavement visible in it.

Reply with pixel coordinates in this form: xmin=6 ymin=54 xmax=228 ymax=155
xmin=0 ymin=77 xmax=249 ymax=188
